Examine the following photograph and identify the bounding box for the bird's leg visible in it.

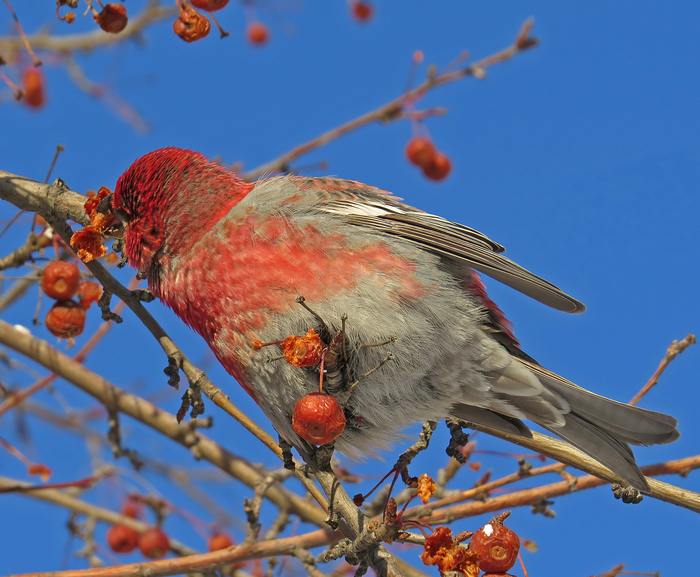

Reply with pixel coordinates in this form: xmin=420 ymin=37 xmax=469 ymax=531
xmin=444 ymin=418 xmax=470 ymax=463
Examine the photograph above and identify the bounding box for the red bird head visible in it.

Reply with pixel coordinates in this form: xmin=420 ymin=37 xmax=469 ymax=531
xmin=112 ymin=147 xmax=252 ymax=280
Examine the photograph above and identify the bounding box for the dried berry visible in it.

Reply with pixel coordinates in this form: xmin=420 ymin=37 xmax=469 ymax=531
xmin=352 ymin=1 xmax=373 ymax=22
xmin=77 ymin=280 xmax=103 ymax=309
xmin=208 ymin=532 xmax=233 ymax=551
xmin=42 ymin=261 xmax=81 ymax=301
xmin=281 ymin=328 xmax=324 ymax=367
xmin=470 ymin=514 xmax=520 ymax=573
xmin=139 ymin=527 xmax=170 ymax=559
xmin=122 ymin=497 xmax=140 ymax=519
xmin=107 ymin=524 xmax=139 ymax=554
xmin=292 ymin=392 xmax=346 ymax=445
xmin=421 ymin=526 xmax=480 ymax=577
xmin=23 ymin=68 xmax=45 ymax=109
xmin=190 ymin=0 xmax=229 ymax=10
xmin=45 ymin=301 xmax=86 ymax=338
xmin=422 ymin=151 xmax=451 ymax=181
xmin=416 ymin=473 xmax=437 ymax=504
xmin=94 ymin=3 xmax=128 ymax=34
xmin=247 ymin=22 xmax=268 ymax=45
xmin=405 ymin=137 xmax=435 ymax=168
xmin=174 ymin=1 xmax=211 ymax=42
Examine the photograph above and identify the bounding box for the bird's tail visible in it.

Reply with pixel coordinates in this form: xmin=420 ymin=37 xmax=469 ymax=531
xmin=453 ymin=360 xmax=679 ymax=491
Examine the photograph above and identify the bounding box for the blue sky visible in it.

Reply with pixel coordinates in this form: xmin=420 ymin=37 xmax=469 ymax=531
xmin=1 ymin=2 xmax=699 ymax=575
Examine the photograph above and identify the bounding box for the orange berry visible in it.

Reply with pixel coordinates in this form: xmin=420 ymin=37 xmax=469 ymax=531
xmin=281 ymin=328 xmax=324 ymax=367
xmin=470 ymin=516 xmax=520 ymax=573
xmin=94 ymin=3 xmax=128 ymax=33
xmin=190 ymin=0 xmax=229 ymax=10
xmin=247 ymin=22 xmax=268 ymax=45
xmin=77 ymin=280 xmax=103 ymax=309
xmin=352 ymin=1 xmax=373 ymax=22
xmin=208 ymin=532 xmax=233 ymax=551
xmin=405 ymin=137 xmax=436 ymax=168
xmin=45 ymin=301 xmax=86 ymax=339
xmin=174 ymin=1 xmax=211 ymax=42
xmin=42 ymin=261 xmax=81 ymax=301
xmin=292 ymin=392 xmax=346 ymax=446
xmin=107 ymin=524 xmax=139 ymax=554
xmin=139 ymin=527 xmax=170 ymax=559
xmin=422 ymin=152 xmax=451 ymax=181
xmin=23 ymin=68 xmax=45 ymax=109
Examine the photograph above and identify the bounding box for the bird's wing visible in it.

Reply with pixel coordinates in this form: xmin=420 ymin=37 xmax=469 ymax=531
xmin=309 ymin=178 xmax=586 ymax=314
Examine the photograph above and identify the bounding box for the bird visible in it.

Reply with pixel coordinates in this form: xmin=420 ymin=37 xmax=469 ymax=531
xmin=110 ymin=147 xmax=679 ymax=491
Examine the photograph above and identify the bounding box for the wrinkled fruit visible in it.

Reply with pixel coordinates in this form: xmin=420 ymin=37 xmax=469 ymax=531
xmin=208 ymin=532 xmax=233 ymax=551
xmin=77 ymin=280 xmax=103 ymax=309
xmin=139 ymin=527 xmax=170 ymax=559
xmin=174 ymin=3 xmax=211 ymax=42
xmin=470 ymin=519 xmax=520 ymax=573
xmin=405 ymin=137 xmax=436 ymax=168
xmin=423 ymin=152 xmax=451 ymax=181
xmin=292 ymin=392 xmax=346 ymax=445
xmin=45 ymin=300 xmax=86 ymax=339
xmin=281 ymin=328 xmax=324 ymax=367
xmin=94 ymin=3 xmax=128 ymax=33
xmin=107 ymin=524 xmax=139 ymax=554
xmin=42 ymin=261 xmax=81 ymax=301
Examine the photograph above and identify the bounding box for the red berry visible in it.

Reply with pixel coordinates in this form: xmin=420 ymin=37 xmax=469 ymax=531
xmin=422 ymin=152 xmax=451 ymax=181
xmin=77 ymin=280 xmax=103 ymax=309
xmin=208 ymin=532 xmax=233 ymax=551
xmin=352 ymin=1 xmax=373 ymax=22
xmin=45 ymin=300 xmax=86 ymax=339
xmin=107 ymin=524 xmax=139 ymax=554
xmin=247 ymin=22 xmax=269 ymax=45
xmin=23 ymin=68 xmax=45 ymax=109
xmin=174 ymin=2 xmax=211 ymax=42
xmin=42 ymin=261 xmax=81 ymax=301
xmin=470 ymin=517 xmax=520 ymax=573
xmin=139 ymin=527 xmax=170 ymax=559
xmin=94 ymin=3 xmax=128 ymax=34
xmin=405 ymin=137 xmax=436 ymax=168
xmin=292 ymin=393 xmax=346 ymax=445
xmin=190 ymin=0 xmax=229 ymax=10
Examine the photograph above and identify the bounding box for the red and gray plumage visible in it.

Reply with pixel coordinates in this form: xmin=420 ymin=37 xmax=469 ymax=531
xmin=112 ymin=147 xmax=679 ymax=491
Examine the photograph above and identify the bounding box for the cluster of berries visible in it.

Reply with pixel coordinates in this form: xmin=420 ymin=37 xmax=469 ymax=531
xmin=405 ymin=137 xmax=451 ymax=181
xmin=421 ymin=512 xmax=521 ymax=576
xmin=41 ymin=261 xmax=102 ymax=339
xmin=254 ymin=328 xmax=346 ymax=446
xmin=107 ymin=499 xmax=234 ymax=559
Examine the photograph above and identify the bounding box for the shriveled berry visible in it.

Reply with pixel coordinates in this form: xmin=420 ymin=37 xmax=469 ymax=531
xmin=191 ymin=0 xmax=229 ymax=10
xmin=23 ymin=68 xmax=45 ymax=109
xmin=42 ymin=261 xmax=81 ymax=300
xmin=281 ymin=328 xmax=324 ymax=367
xmin=94 ymin=3 xmax=128 ymax=34
xmin=405 ymin=137 xmax=436 ymax=168
xmin=208 ymin=532 xmax=233 ymax=551
xmin=352 ymin=1 xmax=373 ymax=22
xmin=77 ymin=280 xmax=103 ymax=309
xmin=247 ymin=22 xmax=268 ymax=45
xmin=107 ymin=524 xmax=139 ymax=554
xmin=139 ymin=527 xmax=170 ymax=559
xmin=45 ymin=301 xmax=86 ymax=338
xmin=292 ymin=392 xmax=346 ymax=445
xmin=470 ymin=516 xmax=520 ymax=573
xmin=422 ymin=152 xmax=451 ymax=181
xmin=174 ymin=1 xmax=211 ymax=42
